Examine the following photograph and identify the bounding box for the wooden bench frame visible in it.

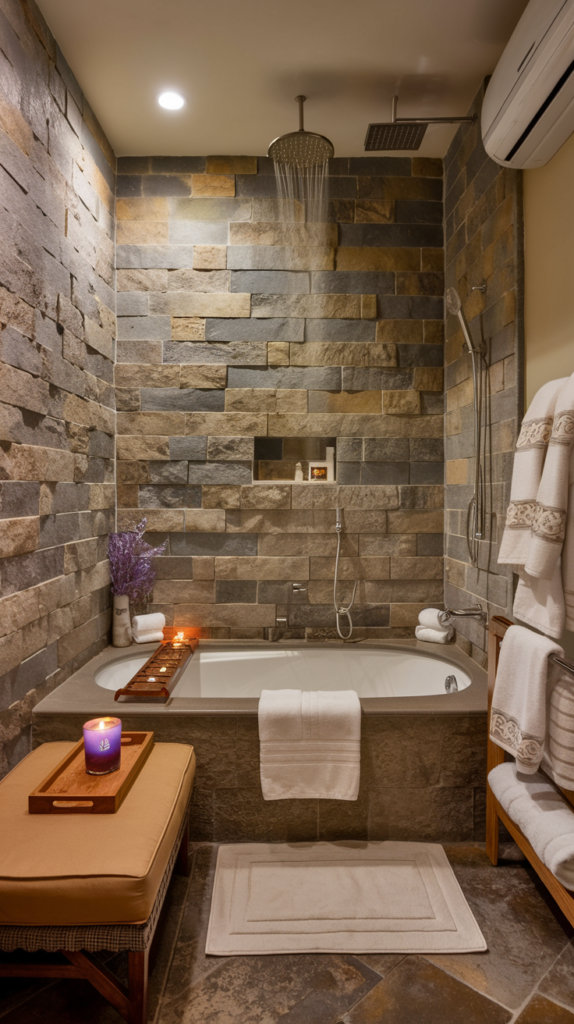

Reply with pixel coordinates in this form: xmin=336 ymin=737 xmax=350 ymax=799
xmin=486 ymin=615 xmax=574 ymax=927
xmin=0 ymin=812 xmax=190 ymax=1024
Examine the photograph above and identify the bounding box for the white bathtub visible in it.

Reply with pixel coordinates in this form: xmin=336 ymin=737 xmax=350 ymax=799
xmin=95 ymin=644 xmax=471 ymax=699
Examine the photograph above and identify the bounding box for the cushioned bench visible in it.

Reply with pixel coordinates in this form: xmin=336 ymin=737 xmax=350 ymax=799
xmin=0 ymin=741 xmax=196 ymax=1023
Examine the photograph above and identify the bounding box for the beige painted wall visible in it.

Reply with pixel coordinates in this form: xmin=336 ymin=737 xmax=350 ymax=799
xmin=524 ymin=132 xmax=574 ymax=406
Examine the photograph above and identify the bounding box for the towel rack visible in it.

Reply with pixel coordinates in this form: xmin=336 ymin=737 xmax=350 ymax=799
xmin=487 ymin=616 xmax=574 ymax=924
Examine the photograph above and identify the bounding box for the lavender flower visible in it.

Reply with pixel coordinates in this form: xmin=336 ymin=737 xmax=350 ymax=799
xmin=108 ymin=518 xmax=166 ymax=603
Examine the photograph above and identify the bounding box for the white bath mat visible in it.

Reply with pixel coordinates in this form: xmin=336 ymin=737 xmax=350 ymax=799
xmin=206 ymin=841 xmax=486 ymax=955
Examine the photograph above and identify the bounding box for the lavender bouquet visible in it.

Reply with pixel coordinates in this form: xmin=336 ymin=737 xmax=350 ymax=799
xmin=108 ymin=518 xmax=166 ymax=605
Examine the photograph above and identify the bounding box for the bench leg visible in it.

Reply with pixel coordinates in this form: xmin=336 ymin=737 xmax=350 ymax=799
xmin=128 ymin=950 xmax=149 ymax=1024
xmin=486 ymin=785 xmax=499 ymax=866
xmin=175 ymin=811 xmax=191 ymax=877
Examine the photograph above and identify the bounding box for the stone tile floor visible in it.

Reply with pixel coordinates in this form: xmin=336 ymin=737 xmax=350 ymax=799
xmin=1 ymin=844 xmax=574 ymax=1023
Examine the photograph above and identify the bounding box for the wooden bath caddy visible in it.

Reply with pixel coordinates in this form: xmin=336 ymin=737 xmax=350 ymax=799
xmin=28 ymin=731 xmax=154 ymax=814
xmin=114 ymin=637 xmax=198 ymax=702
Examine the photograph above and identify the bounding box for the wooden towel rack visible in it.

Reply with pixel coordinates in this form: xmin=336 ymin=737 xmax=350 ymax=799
xmin=487 ymin=615 xmax=574 ymax=926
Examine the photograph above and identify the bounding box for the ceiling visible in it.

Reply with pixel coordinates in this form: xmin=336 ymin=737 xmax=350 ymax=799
xmin=36 ymin=0 xmax=530 ymax=158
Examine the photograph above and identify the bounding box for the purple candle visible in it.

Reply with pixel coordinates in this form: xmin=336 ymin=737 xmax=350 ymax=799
xmin=83 ymin=717 xmax=122 ymax=775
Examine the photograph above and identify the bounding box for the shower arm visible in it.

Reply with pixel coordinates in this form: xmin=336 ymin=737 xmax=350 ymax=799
xmin=389 ymin=95 xmax=476 ymax=126
xmin=296 ymin=95 xmax=306 ymax=132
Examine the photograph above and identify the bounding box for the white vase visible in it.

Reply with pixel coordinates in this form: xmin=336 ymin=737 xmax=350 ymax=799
xmin=112 ymin=594 xmax=132 ymax=647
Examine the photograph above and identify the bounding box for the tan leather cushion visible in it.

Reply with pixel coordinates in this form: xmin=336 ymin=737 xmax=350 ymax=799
xmin=0 ymin=741 xmax=195 ymax=926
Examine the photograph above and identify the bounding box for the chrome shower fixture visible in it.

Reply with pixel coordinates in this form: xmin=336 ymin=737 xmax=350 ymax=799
xmin=333 ymin=507 xmax=358 ymax=640
xmin=446 ymin=287 xmax=488 ymax=567
xmin=365 ymin=96 xmax=475 ymax=152
xmin=268 ymin=95 xmax=334 ymax=168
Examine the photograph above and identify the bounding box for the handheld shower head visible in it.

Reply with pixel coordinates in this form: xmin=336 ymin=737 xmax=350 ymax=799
xmin=446 ymin=287 xmax=477 ymax=355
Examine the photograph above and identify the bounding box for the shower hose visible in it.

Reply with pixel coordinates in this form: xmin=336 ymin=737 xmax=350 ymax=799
xmin=334 ymin=509 xmax=358 ymax=640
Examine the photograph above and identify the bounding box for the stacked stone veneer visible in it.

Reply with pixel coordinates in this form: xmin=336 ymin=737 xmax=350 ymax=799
xmin=444 ymin=84 xmax=523 ymax=665
xmin=0 ymin=0 xmax=116 ymax=773
xmin=115 ymin=155 xmax=446 ymax=636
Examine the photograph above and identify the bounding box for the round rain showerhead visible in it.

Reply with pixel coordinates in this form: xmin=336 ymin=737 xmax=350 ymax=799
xmin=268 ymin=96 xmax=334 ymax=168
xmin=446 ymin=287 xmax=462 ymax=316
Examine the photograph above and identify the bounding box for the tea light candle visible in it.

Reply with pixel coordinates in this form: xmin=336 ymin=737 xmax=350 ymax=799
xmin=83 ymin=717 xmax=122 ymax=775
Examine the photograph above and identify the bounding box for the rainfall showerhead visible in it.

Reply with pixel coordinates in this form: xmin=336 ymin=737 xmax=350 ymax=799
xmin=365 ymin=96 xmax=475 ymax=152
xmin=268 ymin=96 xmax=334 ymax=169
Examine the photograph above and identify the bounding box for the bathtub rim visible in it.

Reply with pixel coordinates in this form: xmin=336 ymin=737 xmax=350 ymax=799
xmin=33 ymin=638 xmax=487 ymax=719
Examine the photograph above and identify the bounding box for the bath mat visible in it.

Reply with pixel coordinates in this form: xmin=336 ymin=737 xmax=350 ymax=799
xmin=206 ymin=841 xmax=486 ymax=955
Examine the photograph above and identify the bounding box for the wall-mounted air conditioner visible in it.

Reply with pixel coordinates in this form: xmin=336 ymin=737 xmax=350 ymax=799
xmin=482 ymin=0 xmax=574 ymax=168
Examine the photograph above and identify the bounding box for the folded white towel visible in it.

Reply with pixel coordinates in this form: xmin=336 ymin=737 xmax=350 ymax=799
xmin=489 ymin=761 xmax=574 ymax=889
xmin=132 ymin=613 xmax=166 ymax=633
xmin=415 ymin=625 xmax=453 ymax=643
xmin=132 ymin=630 xmax=164 ymax=644
xmin=259 ymin=689 xmax=361 ymax=801
xmin=490 ymin=624 xmax=563 ymax=773
xmin=418 ymin=608 xmax=450 ymax=631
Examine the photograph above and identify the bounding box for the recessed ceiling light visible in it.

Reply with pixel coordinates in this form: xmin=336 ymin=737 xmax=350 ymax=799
xmin=157 ymin=91 xmax=186 ymax=111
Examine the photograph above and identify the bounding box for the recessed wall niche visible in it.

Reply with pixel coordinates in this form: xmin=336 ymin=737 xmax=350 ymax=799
xmin=254 ymin=437 xmax=337 ymax=482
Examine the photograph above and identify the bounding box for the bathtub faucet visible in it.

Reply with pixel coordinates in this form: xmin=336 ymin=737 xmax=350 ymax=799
xmin=439 ymin=604 xmax=487 ymax=626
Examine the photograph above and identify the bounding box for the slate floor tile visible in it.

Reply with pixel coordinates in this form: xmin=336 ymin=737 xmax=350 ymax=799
xmin=513 ymin=995 xmax=574 ymax=1024
xmin=338 ymin=956 xmax=512 ymax=1024
xmin=539 ymin=942 xmax=574 ymax=1011
xmin=423 ymin=845 xmax=572 ymax=1010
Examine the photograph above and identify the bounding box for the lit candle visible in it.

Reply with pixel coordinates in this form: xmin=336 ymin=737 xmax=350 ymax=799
xmin=83 ymin=717 xmax=122 ymax=775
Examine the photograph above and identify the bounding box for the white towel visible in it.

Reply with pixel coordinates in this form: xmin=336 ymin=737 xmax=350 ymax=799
xmin=418 ymin=608 xmax=450 ymax=631
xmin=132 ymin=630 xmax=164 ymax=644
xmin=542 ymin=662 xmax=574 ymax=790
xmin=490 ymin=624 xmax=563 ymax=773
xmin=132 ymin=613 xmax=166 ymax=633
xmin=498 ymin=377 xmax=568 ymax=568
xmin=258 ymin=689 xmax=361 ymax=801
xmin=489 ymin=761 xmax=574 ymax=889
xmin=513 ymin=562 xmax=565 ymax=639
xmin=415 ymin=625 xmax=453 ymax=643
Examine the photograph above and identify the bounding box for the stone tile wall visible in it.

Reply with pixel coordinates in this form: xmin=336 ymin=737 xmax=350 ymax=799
xmin=115 ymin=156 xmax=446 ymax=636
xmin=444 ymin=84 xmax=523 ymax=665
xmin=0 ymin=0 xmax=116 ymax=774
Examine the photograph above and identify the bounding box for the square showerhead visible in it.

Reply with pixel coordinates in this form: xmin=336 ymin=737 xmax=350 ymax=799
xmin=364 ymin=121 xmax=428 ymax=151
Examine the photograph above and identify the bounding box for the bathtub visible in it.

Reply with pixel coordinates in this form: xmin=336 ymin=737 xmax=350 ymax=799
xmin=32 ymin=640 xmax=487 ymax=845
xmin=95 ymin=644 xmax=472 ymax=700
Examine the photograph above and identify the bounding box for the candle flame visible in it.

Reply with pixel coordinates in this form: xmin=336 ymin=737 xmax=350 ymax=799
xmin=148 ymin=677 xmax=156 ymax=682
xmin=160 ymin=667 xmax=167 ymax=673
xmin=175 ymin=632 xmax=185 ymax=641
xmin=99 ymin=720 xmax=105 ymax=730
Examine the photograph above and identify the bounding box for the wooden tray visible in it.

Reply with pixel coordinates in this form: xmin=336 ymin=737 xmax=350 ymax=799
xmin=28 ymin=732 xmax=154 ymax=814
xmin=114 ymin=639 xmax=197 ymax=702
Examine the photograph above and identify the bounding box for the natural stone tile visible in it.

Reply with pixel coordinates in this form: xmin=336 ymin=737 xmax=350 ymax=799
xmin=229 ymin=221 xmax=336 ymax=247
xmin=363 ymin=438 xmax=410 ymax=461
xmin=173 ymin=603 xmax=275 ymax=627
xmin=355 ymin=199 xmax=395 ymax=222
xmin=276 ymin=390 xmax=307 ymax=414
xmin=215 ymin=579 xmax=258 ymax=602
xmin=116 ymin=244 xmax=196 ymax=269
xmin=115 ymin=436 xmax=170 ymax=460
xmin=414 ymin=366 xmax=443 ymax=390
xmin=191 ymin=174 xmax=235 ymax=196
xmin=185 ymin=412 xmax=267 ymax=435
xmin=117 ymin=508 xmax=183 ymax=531
xmin=184 ymin=510 xmax=226 ymax=532
xmin=239 ymin=485 xmax=291 ymax=509
xmin=116 ymin=197 xmax=169 ymax=220
xmin=391 ymin=556 xmax=443 ymax=579
xmin=164 ymin=341 xmax=267 ymax=365
xmin=171 ymin=532 xmax=258 ymax=556
xmin=538 ymin=943 xmax=574 ymax=1010
xmin=168 ymin=437 xmax=207 ymax=460
xmin=214 ymin=556 xmax=308 ymax=580
xmin=310 ymin=556 xmax=390 ymax=580
xmin=388 ymin=509 xmax=444 ymax=532
xmin=0 ymin=516 xmax=39 ymax=558
xmin=153 ymin=579 xmax=215 ymax=603
xmin=116 ymin=220 xmax=169 ymax=244
xmin=268 ymin=341 xmax=290 ymax=365
xmin=227 ymin=245 xmax=335 ymax=271
xmin=258 ymin=533 xmax=358 ymax=556
xmin=168 ymin=269 xmax=231 ymax=291
xmin=228 ymin=366 xmax=340 ymax=390
xmin=193 ymin=245 xmax=227 ymax=269
xmin=206 ymin=156 xmax=257 ymax=174
xmin=201 ymin=486 xmax=241 ymax=509
xmin=376 ymin=320 xmax=424 ymax=344
xmin=179 ymin=365 xmax=227 ymax=389
xmin=305 ymin=318 xmax=376 ymax=342
xmin=514 ymin=996 xmax=574 ymax=1024
xmin=308 ymin=391 xmax=382 ymax=414
xmin=289 ymin=342 xmax=397 ymax=368
xmin=252 ymin=293 xmax=362 ymax=319
xmin=207 ymin=436 xmax=254 ymax=460
xmin=268 ymin=413 xmax=442 ymax=439
xmin=383 ymin=390 xmax=421 ymax=414
xmin=116 ymin=411 xmax=185 ymax=435
xmin=206 ymin=316 xmax=304 ymax=342
xmin=231 ymin=270 xmax=310 ymax=294
xmin=336 ymin=247 xmax=420 ymax=271
xmin=344 ymin=956 xmax=511 ymax=1024
xmin=187 ymin=462 xmax=252 ymax=485
xmin=153 ymin=293 xmax=250 ymax=318
xmin=140 ymin=388 xmax=224 ymax=412
xmin=225 ymin=388 xmax=277 ymax=412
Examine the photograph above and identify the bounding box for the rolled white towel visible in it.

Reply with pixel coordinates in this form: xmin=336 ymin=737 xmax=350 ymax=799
xmin=415 ymin=625 xmax=453 ymax=644
xmin=132 ymin=613 xmax=166 ymax=633
xmin=418 ymin=608 xmax=451 ymax=631
xmin=132 ymin=630 xmax=164 ymax=644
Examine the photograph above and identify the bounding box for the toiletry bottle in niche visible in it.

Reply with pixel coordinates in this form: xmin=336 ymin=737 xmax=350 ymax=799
xmin=294 ymin=461 xmax=304 ymax=482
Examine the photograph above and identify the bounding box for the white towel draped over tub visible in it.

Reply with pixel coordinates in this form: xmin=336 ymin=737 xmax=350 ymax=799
xmin=258 ymin=689 xmax=361 ymax=801
xmin=490 ymin=624 xmax=563 ymax=774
